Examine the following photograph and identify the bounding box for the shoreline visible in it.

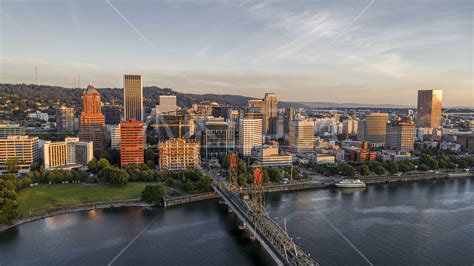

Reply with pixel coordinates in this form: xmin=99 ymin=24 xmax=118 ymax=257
xmin=0 ymin=199 xmax=155 ymax=233
xmin=1 ymin=172 xmax=472 ymax=232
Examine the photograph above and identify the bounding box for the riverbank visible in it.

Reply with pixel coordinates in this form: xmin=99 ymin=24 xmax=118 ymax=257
xmin=0 ymin=199 xmax=154 ymax=232
xmin=359 ymin=171 xmax=474 ymax=184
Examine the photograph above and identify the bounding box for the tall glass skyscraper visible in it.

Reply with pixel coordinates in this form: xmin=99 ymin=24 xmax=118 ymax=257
xmin=123 ymin=74 xmax=143 ymax=121
xmin=417 ymin=89 xmax=442 ymax=128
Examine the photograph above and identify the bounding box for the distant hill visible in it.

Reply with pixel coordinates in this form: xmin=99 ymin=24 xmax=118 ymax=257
xmin=0 ymin=84 xmax=305 ymax=113
xmin=297 ymin=101 xmax=413 ymax=109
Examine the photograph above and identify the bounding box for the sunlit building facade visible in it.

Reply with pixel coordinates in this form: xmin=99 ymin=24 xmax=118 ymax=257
xmin=0 ymin=136 xmax=39 ymax=170
xmin=158 ymin=138 xmax=200 ymax=170
xmin=416 ymin=89 xmax=442 ymax=128
xmin=123 ymin=74 xmax=143 ymax=121
xmin=120 ymin=120 xmax=144 ymax=167
xmin=79 ymin=83 xmax=105 ymax=155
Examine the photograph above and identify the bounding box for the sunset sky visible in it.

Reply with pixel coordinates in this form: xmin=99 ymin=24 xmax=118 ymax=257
xmin=1 ymin=0 xmax=472 ymax=106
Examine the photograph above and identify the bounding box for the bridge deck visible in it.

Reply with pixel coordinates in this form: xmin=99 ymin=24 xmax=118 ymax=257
xmin=212 ymin=182 xmax=318 ymax=266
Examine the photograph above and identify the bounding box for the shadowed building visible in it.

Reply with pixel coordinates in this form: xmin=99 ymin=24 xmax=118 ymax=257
xmin=386 ymin=122 xmax=415 ymax=152
xmin=123 ymin=74 xmax=143 ymax=121
xmin=79 ymin=83 xmax=105 ymax=155
xmin=56 ymin=106 xmax=75 ymax=133
xmin=417 ymin=89 xmax=442 ymax=128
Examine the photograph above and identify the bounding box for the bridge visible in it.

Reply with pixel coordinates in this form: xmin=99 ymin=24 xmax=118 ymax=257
xmin=212 ymin=180 xmax=318 ymax=266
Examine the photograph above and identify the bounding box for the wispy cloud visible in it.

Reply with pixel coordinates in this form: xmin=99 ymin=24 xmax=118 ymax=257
xmin=105 ymin=0 xmax=154 ymax=48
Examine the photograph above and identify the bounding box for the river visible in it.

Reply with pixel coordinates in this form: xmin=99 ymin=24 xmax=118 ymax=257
xmin=1 ymin=178 xmax=473 ymax=265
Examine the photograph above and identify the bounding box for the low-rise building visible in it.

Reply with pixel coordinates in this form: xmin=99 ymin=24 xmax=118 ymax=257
xmin=313 ymin=154 xmax=335 ymax=164
xmin=43 ymin=138 xmax=93 ymax=169
xmin=251 ymin=145 xmax=292 ymax=167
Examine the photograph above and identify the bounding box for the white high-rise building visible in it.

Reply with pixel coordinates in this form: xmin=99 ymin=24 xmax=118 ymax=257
xmin=110 ymin=124 xmax=121 ymax=150
xmin=156 ymin=95 xmax=177 ymax=115
xmin=239 ymin=118 xmax=263 ymax=157
xmin=289 ymin=119 xmax=315 ymax=153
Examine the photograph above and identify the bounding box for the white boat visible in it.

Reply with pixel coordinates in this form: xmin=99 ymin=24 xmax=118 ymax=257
xmin=335 ymin=179 xmax=366 ymax=188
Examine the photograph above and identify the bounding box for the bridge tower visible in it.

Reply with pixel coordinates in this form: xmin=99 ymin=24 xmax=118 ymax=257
xmin=227 ymin=153 xmax=241 ymax=192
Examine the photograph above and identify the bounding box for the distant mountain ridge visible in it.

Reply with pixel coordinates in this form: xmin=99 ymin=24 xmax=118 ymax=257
xmin=1 ymin=83 xmax=469 ymax=111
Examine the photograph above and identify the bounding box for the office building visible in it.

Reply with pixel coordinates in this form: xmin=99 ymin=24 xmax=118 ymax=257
xmin=289 ymin=120 xmax=315 ymax=153
xmin=156 ymin=95 xmax=177 ymax=115
xmin=123 ymin=74 xmax=143 ymax=121
xmin=158 ymin=138 xmax=200 ymax=170
xmin=457 ymin=133 xmax=474 ymax=152
xmin=417 ymin=89 xmax=442 ymax=128
xmin=251 ymin=145 xmax=292 ymax=167
xmin=120 ymin=120 xmax=145 ymax=167
xmin=0 ymin=123 xmax=26 ymax=139
xmin=239 ymin=118 xmax=263 ymax=157
xmin=110 ymin=124 xmax=121 ymax=150
xmin=248 ymin=93 xmax=278 ymax=135
xmin=0 ymin=136 xmax=39 ymax=170
xmin=79 ymin=83 xmax=105 ymax=155
xmin=56 ymin=106 xmax=75 ymax=132
xmin=386 ymin=122 xmax=415 ymax=152
xmin=43 ymin=138 xmax=93 ymax=169
xmin=198 ymin=121 xmax=229 ymax=162
xmin=358 ymin=113 xmax=389 ymax=147
xmin=103 ymin=104 xmax=122 ymax=125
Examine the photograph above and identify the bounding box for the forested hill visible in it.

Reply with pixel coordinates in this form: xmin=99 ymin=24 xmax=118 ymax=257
xmin=0 ymin=83 xmax=305 ymax=112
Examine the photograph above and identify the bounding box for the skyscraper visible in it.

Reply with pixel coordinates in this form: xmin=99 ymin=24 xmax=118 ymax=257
xmin=79 ymin=83 xmax=105 ymax=155
xmin=123 ymin=74 xmax=143 ymax=121
xmin=120 ymin=120 xmax=144 ymax=167
xmin=102 ymin=104 xmax=122 ymax=125
xmin=359 ymin=113 xmax=389 ymax=147
xmin=56 ymin=106 xmax=75 ymax=133
xmin=289 ymin=119 xmax=315 ymax=153
xmin=247 ymin=92 xmax=278 ymax=135
xmin=417 ymin=89 xmax=442 ymax=128
xmin=199 ymin=121 xmax=229 ymax=162
xmin=239 ymin=118 xmax=263 ymax=157
xmin=386 ymin=122 xmax=415 ymax=152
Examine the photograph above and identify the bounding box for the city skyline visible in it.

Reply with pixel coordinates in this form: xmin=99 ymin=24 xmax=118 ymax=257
xmin=0 ymin=0 xmax=472 ymax=106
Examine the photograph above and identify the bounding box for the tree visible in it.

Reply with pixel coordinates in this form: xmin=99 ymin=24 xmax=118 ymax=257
xmin=419 ymin=163 xmax=429 ymax=172
xmin=237 ymin=174 xmax=246 ymax=186
xmin=267 ymin=168 xmax=283 ymax=183
xmin=141 ymin=183 xmax=167 ymax=204
xmin=374 ymin=165 xmax=386 ymax=175
xmin=100 ymin=149 xmax=120 ymax=166
xmin=0 ymin=174 xmax=19 ymax=223
xmin=97 ymin=158 xmax=111 ymax=170
xmin=5 ymin=158 xmax=19 ymax=173
xmin=384 ymin=161 xmax=399 ymax=174
xmin=87 ymin=158 xmax=99 ymax=173
xmin=360 ymin=164 xmax=370 ymax=176
xmin=98 ymin=167 xmax=129 ymax=185
xmin=339 ymin=163 xmax=355 ymax=177
xmin=237 ymin=159 xmax=247 ymax=175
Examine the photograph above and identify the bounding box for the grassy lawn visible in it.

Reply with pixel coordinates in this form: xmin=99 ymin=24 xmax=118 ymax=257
xmin=17 ymin=183 xmax=150 ymax=215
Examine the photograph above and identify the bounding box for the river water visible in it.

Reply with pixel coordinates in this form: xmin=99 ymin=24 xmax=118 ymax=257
xmin=1 ymin=178 xmax=473 ymax=265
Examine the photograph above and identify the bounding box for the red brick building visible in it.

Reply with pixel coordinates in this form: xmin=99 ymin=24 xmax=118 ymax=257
xmin=120 ymin=120 xmax=144 ymax=167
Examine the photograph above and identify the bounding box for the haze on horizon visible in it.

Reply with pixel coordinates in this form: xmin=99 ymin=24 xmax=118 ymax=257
xmin=0 ymin=0 xmax=472 ymax=107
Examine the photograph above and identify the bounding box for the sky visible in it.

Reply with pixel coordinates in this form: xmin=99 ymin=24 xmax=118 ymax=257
xmin=0 ymin=0 xmax=472 ymax=107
